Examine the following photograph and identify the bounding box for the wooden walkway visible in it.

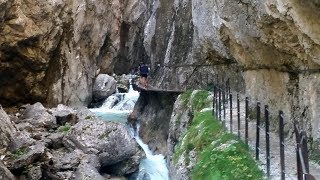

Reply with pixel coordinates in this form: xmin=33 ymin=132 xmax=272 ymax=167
xmin=133 ymin=83 xmax=185 ymax=93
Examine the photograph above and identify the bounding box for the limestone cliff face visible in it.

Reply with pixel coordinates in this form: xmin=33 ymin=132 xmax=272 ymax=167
xmin=136 ymin=0 xmax=320 ymax=145
xmin=1 ymin=0 xmax=320 ymax=144
xmin=0 ymin=0 xmax=123 ymax=107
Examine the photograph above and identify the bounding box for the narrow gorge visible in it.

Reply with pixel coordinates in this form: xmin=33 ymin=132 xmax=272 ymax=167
xmin=1 ymin=0 xmax=320 ymax=179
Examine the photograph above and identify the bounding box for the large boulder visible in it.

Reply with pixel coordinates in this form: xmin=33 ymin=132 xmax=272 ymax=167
xmin=93 ymin=74 xmax=117 ymax=101
xmin=104 ymin=148 xmax=145 ymax=176
xmin=0 ymin=105 xmax=16 ymax=152
xmin=75 ymin=163 xmax=106 ymax=180
xmin=63 ymin=119 xmax=138 ymax=167
xmin=21 ymin=103 xmax=56 ymax=129
xmin=11 ymin=143 xmax=46 ymax=170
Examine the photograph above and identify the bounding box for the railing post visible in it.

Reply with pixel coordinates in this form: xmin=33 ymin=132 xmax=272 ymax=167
xmin=213 ymin=85 xmax=216 ymax=117
xmin=226 ymin=78 xmax=230 ymax=96
xmin=279 ymin=111 xmax=285 ymax=180
xmin=218 ymin=87 xmax=222 ymax=121
xmin=265 ymin=105 xmax=270 ymax=178
xmin=215 ymin=86 xmax=219 ymax=120
xmin=230 ymin=93 xmax=233 ymax=133
xmin=294 ymin=121 xmax=303 ymax=180
xmin=237 ymin=94 xmax=240 ymax=138
xmin=245 ymin=97 xmax=249 ymax=145
xmin=223 ymin=86 xmax=226 ymax=121
xmin=301 ymin=131 xmax=310 ymax=177
xmin=256 ymin=102 xmax=261 ymax=160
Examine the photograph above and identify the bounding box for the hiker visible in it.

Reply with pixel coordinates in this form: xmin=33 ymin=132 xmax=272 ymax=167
xmin=139 ymin=62 xmax=149 ymax=87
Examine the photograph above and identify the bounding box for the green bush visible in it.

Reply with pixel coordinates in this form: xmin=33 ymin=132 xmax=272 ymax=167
xmin=58 ymin=123 xmax=71 ymax=133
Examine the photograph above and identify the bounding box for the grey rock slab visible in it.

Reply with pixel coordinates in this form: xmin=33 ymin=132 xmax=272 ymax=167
xmin=13 ymin=130 xmax=36 ymax=150
xmin=0 ymin=106 xmax=16 ymax=151
xmin=21 ymin=102 xmax=56 ymax=129
xmin=74 ymin=107 xmax=97 ymax=121
xmin=51 ymin=149 xmax=85 ymax=171
xmin=80 ymin=153 xmax=101 ymax=170
xmin=27 ymin=165 xmax=42 ymax=180
xmin=75 ymin=163 xmax=106 ymax=180
xmin=106 ymin=147 xmax=145 ymax=176
xmin=12 ymin=143 xmax=45 ymax=170
xmin=64 ymin=119 xmax=137 ymax=166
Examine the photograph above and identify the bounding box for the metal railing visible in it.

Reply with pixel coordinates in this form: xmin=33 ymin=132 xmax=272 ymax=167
xmin=211 ymin=79 xmax=316 ymax=180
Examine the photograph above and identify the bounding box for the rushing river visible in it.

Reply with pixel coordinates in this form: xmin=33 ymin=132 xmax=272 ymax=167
xmin=90 ymin=79 xmax=169 ymax=180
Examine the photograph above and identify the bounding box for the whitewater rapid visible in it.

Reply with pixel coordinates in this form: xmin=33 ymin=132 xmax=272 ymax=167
xmin=90 ymin=78 xmax=169 ymax=180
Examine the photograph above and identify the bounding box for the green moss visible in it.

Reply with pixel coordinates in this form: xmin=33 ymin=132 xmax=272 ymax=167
xmin=175 ymin=113 xmax=182 ymax=127
xmin=310 ymin=151 xmax=320 ymax=165
xmin=174 ymin=110 xmax=264 ymax=180
xmin=192 ymin=90 xmax=210 ymax=112
xmin=180 ymin=90 xmax=193 ymax=108
xmin=58 ymin=123 xmax=71 ymax=133
xmin=85 ymin=115 xmax=93 ymax=120
xmin=11 ymin=147 xmax=28 ymax=160
xmin=309 ymin=137 xmax=320 ymax=165
xmin=99 ymin=131 xmax=111 ymax=139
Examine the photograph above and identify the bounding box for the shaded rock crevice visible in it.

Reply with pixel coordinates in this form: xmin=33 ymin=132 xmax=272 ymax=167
xmin=130 ymin=90 xmax=181 ymax=155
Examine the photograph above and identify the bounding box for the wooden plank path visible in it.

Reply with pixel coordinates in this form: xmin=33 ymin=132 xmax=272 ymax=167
xmin=133 ymin=83 xmax=185 ymax=93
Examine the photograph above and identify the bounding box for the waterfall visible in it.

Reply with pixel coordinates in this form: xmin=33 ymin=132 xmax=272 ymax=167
xmin=90 ymin=79 xmax=139 ymax=123
xmin=90 ymin=78 xmax=169 ymax=180
xmin=135 ymin=136 xmax=169 ymax=180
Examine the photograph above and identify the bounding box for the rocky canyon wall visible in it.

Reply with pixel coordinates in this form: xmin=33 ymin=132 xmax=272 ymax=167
xmin=0 ymin=0 xmax=123 ymax=107
xmin=136 ymin=0 xmax=320 ymax=145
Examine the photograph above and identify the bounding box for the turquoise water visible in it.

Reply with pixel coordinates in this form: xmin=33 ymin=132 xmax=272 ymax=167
xmin=90 ymin=109 xmax=129 ymax=123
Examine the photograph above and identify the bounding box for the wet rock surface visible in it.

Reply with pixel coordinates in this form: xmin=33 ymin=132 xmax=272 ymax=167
xmin=63 ymin=118 xmax=138 ymax=166
xmin=130 ymin=90 xmax=180 ymax=155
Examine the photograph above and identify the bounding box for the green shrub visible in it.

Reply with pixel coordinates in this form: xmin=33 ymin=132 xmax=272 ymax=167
xmin=58 ymin=123 xmax=71 ymax=133
xmin=11 ymin=147 xmax=28 ymax=159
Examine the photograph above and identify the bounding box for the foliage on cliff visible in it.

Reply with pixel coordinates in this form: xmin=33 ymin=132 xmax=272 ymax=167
xmin=173 ymin=91 xmax=264 ymax=180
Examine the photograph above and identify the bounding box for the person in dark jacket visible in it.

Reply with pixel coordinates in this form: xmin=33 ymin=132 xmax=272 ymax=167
xmin=139 ymin=62 xmax=149 ymax=87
